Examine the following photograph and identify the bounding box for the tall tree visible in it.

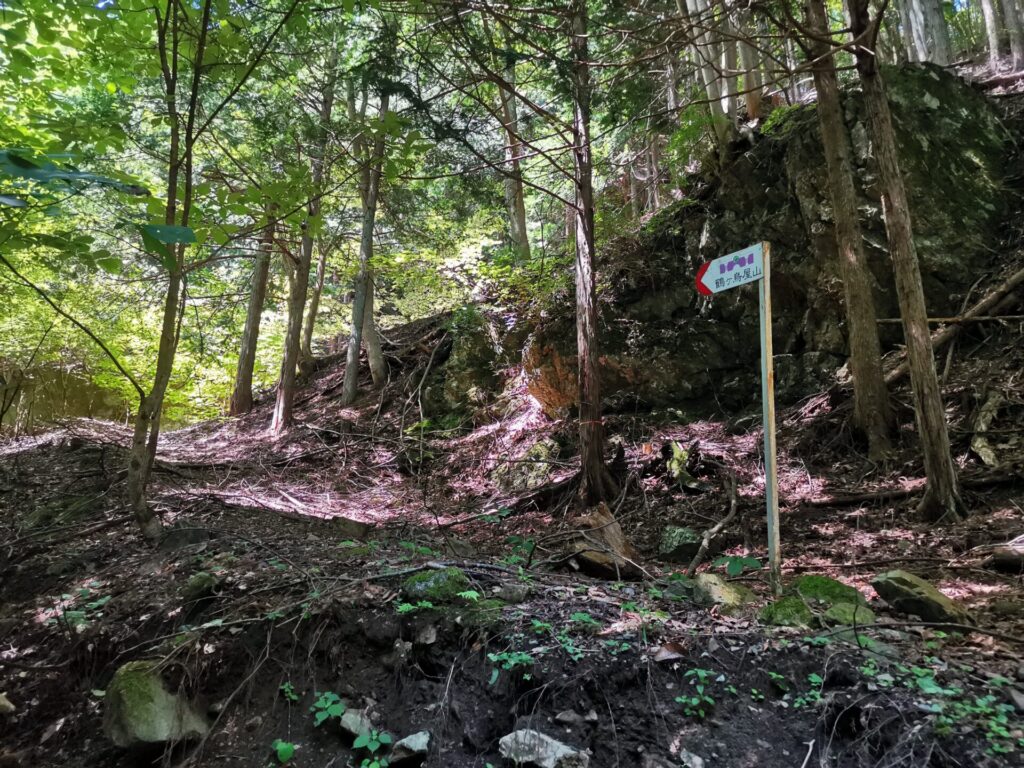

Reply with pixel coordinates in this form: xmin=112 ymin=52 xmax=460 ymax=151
xmin=980 ymin=0 xmax=1005 ymax=68
xmin=1003 ymin=0 xmax=1024 ymax=69
xmin=848 ymin=0 xmax=965 ymax=521
xmin=803 ymin=0 xmax=893 ymax=460
xmin=230 ymin=213 xmax=274 ymax=415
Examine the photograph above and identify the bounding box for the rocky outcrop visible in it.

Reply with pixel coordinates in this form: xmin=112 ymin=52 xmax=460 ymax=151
xmin=523 ymin=64 xmax=1009 ymax=416
xmin=102 ymin=661 xmax=209 ymax=748
xmin=871 ymin=570 xmax=973 ymax=624
xmin=498 ymin=729 xmax=590 ymax=768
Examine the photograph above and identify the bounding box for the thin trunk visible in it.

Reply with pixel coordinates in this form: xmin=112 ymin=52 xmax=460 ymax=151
xmin=1002 ymin=0 xmax=1024 ymax=69
xmin=897 ymin=0 xmax=921 ymax=61
xmin=362 ymin=271 xmax=386 ymax=386
xmin=738 ymin=11 xmax=764 ymax=119
xmin=341 ymin=91 xmax=390 ymax=406
xmin=272 ymin=50 xmax=338 ymax=431
xmin=497 ymin=61 xmax=531 ymax=263
xmin=628 ymin=147 xmax=643 ymax=219
xmin=301 ymin=238 xmax=329 ymax=362
xmin=229 ymin=214 xmax=273 ymax=415
xmin=980 ymin=0 xmax=1004 ymax=68
xmin=805 ymin=0 xmax=893 ymax=459
xmin=678 ymin=0 xmax=730 ymax=147
xmin=570 ymin=0 xmax=616 ymax=505
xmin=849 ymin=0 xmax=964 ymax=521
xmin=906 ymin=0 xmax=953 ymax=64
xmin=648 ymin=138 xmax=662 ymax=211
xmin=721 ymin=12 xmax=739 ymax=123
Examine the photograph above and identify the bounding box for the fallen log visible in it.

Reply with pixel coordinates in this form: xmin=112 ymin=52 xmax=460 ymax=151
xmin=885 ymin=264 xmax=1024 ymax=385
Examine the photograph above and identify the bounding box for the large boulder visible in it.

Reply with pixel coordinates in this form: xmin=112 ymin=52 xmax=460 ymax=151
xmin=692 ymin=573 xmax=755 ymax=615
xmin=871 ymin=570 xmax=973 ymax=625
xmin=523 ymin=64 xmax=1009 ymax=416
xmin=102 ymin=661 xmax=209 ymax=748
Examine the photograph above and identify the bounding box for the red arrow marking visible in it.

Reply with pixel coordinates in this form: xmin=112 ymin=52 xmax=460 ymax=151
xmin=695 ymin=261 xmax=712 ymax=296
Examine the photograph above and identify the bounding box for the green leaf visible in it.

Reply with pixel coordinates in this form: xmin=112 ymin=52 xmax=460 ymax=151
xmin=353 ymin=732 xmax=370 ymax=749
xmin=141 ymin=223 xmax=196 ymax=245
xmin=0 ymin=194 xmax=27 ymax=207
xmin=272 ymin=739 xmax=295 ymax=764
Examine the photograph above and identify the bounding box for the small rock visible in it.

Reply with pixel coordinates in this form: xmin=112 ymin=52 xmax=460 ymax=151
xmin=102 ymin=661 xmax=209 ymax=748
xmin=382 ymin=639 xmax=413 ymax=670
xmin=498 ymin=729 xmax=590 ymax=768
xmin=658 ymin=526 xmax=704 ymax=564
xmin=822 ymin=602 xmax=875 ymax=627
xmin=871 ymin=570 xmax=973 ymax=625
xmin=795 ymin=575 xmax=866 ymax=607
xmin=0 ymin=693 xmax=14 ymax=715
xmin=415 ymin=624 xmax=437 ymax=645
xmin=677 ymin=749 xmax=705 ymax=768
xmin=181 ymin=571 xmax=219 ymax=603
xmin=693 ymin=573 xmax=755 ymax=615
xmin=1015 ymin=663 xmax=1024 ymax=682
xmin=641 ymin=755 xmax=673 ymax=768
xmin=391 ymin=731 xmax=430 ymax=764
xmin=760 ymin=596 xmax=813 ymax=627
xmin=1008 ymin=688 xmax=1024 ymax=714
xmin=554 ymin=710 xmax=585 ymax=727
xmin=401 ymin=568 xmax=471 ymax=603
xmin=583 ymin=709 xmax=598 ymax=723
xmin=497 ymin=583 xmax=531 ymax=603
xmin=340 ymin=708 xmax=374 ymax=738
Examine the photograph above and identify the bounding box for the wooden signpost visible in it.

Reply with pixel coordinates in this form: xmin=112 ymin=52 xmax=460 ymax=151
xmin=696 ymin=242 xmax=781 ymax=594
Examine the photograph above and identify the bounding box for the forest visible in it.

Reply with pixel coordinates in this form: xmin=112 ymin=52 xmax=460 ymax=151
xmin=1 ymin=0 xmax=1023 ymax=766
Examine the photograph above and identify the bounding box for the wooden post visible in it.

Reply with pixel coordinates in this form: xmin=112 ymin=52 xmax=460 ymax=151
xmin=758 ymin=241 xmax=781 ymax=594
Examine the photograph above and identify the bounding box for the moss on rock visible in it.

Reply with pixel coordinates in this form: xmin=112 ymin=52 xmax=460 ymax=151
xmin=822 ymin=602 xmax=875 ymax=626
xmin=401 ymin=567 xmax=471 ymax=602
xmin=760 ymin=596 xmax=814 ymax=627
xmin=103 ymin=661 xmax=209 ymax=748
xmin=794 ymin=575 xmax=866 ymax=607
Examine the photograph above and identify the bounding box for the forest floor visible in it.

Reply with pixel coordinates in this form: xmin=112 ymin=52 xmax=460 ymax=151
xmin=2 ymin=296 xmax=1024 ymax=768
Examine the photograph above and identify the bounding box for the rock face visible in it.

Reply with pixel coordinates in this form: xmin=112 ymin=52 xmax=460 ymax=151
xmin=658 ymin=526 xmax=703 ymax=563
xmin=498 ymin=729 xmax=590 ymax=768
xmin=523 ymin=64 xmax=1009 ymax=416
xmin=871 ymin=570 xmax=973 ymax=625
xmin=391 ymin=731 xmax=430 ymax=763
xmin=102 ymin=661 xmax=209 ymax=748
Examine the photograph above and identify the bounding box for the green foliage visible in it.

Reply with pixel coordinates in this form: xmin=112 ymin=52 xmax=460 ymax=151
xmin=309 ymin=691 xmax=346 ymax=727
xmin=271 ymin=739 xmax=296 ymax=764
xmin=712 ymin=555 xmax=761 ymax=577
xmin=353 ymin=729 xmax=392 ymax=754
xmin=676 ymin=668 xmax=716 ymax=718
xmin=487 ymin=650 xmax=535 ymax=685
xmin=279 ymin=682 xmax=299 ymax=703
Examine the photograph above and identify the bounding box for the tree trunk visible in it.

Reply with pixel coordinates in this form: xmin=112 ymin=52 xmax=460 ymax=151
xmin=362 ymin=271 xmax=386 ymax=387
xmin=497 ymin=59 xmax=531 ymax=264
xmin=230 ymin=214 xmax=273 ymax=415
xmin=570 ymin=0 xmax=617 ymax=506
xmin=897 ymin=0 xmax=921 ymax=61
xmin=805 ymin=0 xmax=893 ymax=459
xmin=679 ymin=0 xmax=730 ymax=147
xmin=272 ymin=51 xmax=337 ymax=431
xmin=738 ymin=11 xmax=764 ymax=119
xmin=720 ymin=10 xmax=739 ymax=124
xmin=1002 ymin=0 xmax=1024 ymax=69
xmin=300 ymin=238 xmax=329 ymax=362
xmin=341 ymin=91 xmax=390 ymax=407
xmin=849 ymin=0 xmax=964 ymax=521
xmin=980 ymin=0 xmax=1005 ymax=68
xmin=906 ymin=0 xmax=953 ymax=64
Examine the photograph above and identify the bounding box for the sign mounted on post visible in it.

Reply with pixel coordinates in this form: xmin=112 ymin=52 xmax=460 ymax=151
xmin=694 ymin=242 xmax=781 ymax=594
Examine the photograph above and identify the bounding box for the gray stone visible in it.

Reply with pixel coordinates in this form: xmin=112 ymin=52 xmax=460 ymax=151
xmin=102 ymin=661 xmax=209 ymax=747
xmin=498 ymin=729 xmax=590 ymax=768
xmin=658 ymin=527 xmax=703 ymax=564
xmin=822 ymin=602 xmax=875 ymax=627
xmin=497 ymin=583 xmax=531 ymax=603
xmin=0 ymin=693 xmax=14 ymax=715
xmin=554 ymin=710 xmax=585 ymax=727
xmin=340 ymin=708 xmax=374 ymax=738
xmin=693 ymin=573 xmax=755 ymax=615
xmin=181 ymin=571 xmax=218 ymax=603
xmin=391 ymin=731 xmax=430 ymax=763
xmin=871 ymin=570 xmax=973 ymax=625
xmin=678 ymin=750 xmax=706 ymax=768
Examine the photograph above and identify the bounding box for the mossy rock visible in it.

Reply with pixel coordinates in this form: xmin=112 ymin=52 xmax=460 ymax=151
xmin=871 ymin=570 xmax=972 ymax=625
xmin=658 ymin=526 xmax=703 ymax=564
xmin=492 ymin=438 xmax=560 ymax=492
xmin=794 ymin=575 xmax=866 ymax=607
xmin=822 ymin=602 xmax=875 ymax=627
xmin=401 ymin=568 xmax=471 ymax=603
xmin=102 ymin=661 xmax=209 ymax=748
xmin=181 ymin=572 xmax=219 ymax=604
xmin=693 ymin=573 xmax=755 ymax=616
xmin=760 ymin=596 xmax=814 ymax=627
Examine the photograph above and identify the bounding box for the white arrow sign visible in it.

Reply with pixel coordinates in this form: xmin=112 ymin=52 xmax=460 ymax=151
xmin=695 ymin=242 xmax=764 ymax=295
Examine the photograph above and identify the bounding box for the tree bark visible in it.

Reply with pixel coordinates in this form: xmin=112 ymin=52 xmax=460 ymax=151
xmin=496 ymin=50 xmax=531 ymax=264
xmin=804 ymin=0 xmax=893 ymax=459
xmin=1002 ymin=0 xmax=1024 ymax=69
xmin=300 ymin=237 xmax=329 ymax=362
xmin=849 ymin=0 xmax=964 ymax=521
xmin=272 ymin=50 xmax=338 ymax=431
xmin=570 ymin=0 xmax=617 ymax=506
xmin=906 ymin=0 xmax=953 ymax=64
xmin=980 ymin=0 xmax=1005 ymax=68
xmin=678 ymin=0 xmax=730 ymax=148
xmin=341 ymin=91 xmax=390 ymax=406
xmin=230 ymin=214 xmax=273 ymax=415
xmin=738 ymin=10 xmax=764 ymax=119
xmin=362 ymin=271 xmax=387 ymax=387
xmin=897 ymin=0 xmax=921 ymax=61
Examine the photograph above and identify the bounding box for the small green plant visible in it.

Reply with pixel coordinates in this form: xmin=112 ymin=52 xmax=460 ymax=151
xmin=802 ymin=634 xmax=831 ymax=647
xmin=676 ymin=668 xmax=716 ymax=718
xmin=271 ymin=739 xmax=296 ymax=764
xmin=501 ymin=536 xmax=536 ymax=566
xmin=750 ymin=688 xmax=765 ymax=702
xmin=557 ymin=631 xmax=584 ymax=662
xmin=766 ymin=670 xmax=789 ymax=692
xmin=793 ymin=673 xmax=824 ymax=709
xmin=395 ymin=600 xmax=434 ymax=614
xmin=309 ymin=691 xmax=345 ymax=727
xmin=603 ymin=639 xmax=631 ymax=656
xmin=712 ymin=555 xmax=761 ymax=577
xmin=488 ymin=650 xmax=535 ymax=685
xmin=353 ymin=729 xmax=392 ymax=754
xmin=570 ymin=611 xmax=600 ymax=628
xmin=530 ymin=619 xmax=552 ymax=635
xmin=480 ymin=506 xmax=513 ymax=524
xmin=279 ymin=682 xmax=299 ymax=703
xmin=399 ymin=540 xmax=437 ymax=557
xmin=457 ymin=590 xmax=481 ymax=602
xmin=360 ymin=759 xmax=389 ymax=768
